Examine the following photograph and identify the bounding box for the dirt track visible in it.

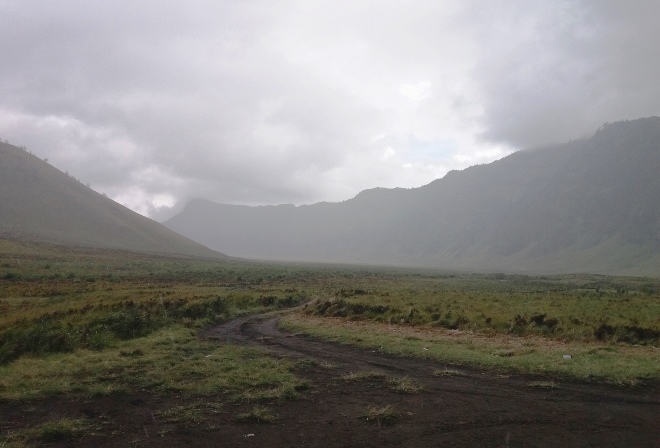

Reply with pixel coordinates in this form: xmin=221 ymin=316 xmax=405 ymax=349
xmin=2 ymin=311 xmax=657 ymax=447
xmin=204 ymin=311 xmax=660 ymax=447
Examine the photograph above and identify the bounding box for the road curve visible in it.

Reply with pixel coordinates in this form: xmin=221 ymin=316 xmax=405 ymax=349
xmin=205 ymin=311 xmax=660 ymax=447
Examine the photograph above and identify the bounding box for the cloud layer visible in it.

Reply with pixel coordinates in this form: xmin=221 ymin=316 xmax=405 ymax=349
xmin=1 ymin=0 xmax=658 ymax=220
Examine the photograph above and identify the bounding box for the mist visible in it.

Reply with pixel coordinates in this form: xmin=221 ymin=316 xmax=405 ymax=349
xmin=1 ymin=1 xmax=659 ymax=220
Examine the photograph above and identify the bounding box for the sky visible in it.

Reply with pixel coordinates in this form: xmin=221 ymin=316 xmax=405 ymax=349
xmin=1 ymin=1 xmax=659 ymax=221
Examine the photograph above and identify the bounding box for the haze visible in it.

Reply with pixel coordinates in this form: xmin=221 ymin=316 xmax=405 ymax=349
xmin=1 ymin=0 xmax=659 ymax=220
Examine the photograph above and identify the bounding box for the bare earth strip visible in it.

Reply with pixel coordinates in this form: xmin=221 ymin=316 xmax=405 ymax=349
xmin=205 ymin=312 xmax=660 ymax=448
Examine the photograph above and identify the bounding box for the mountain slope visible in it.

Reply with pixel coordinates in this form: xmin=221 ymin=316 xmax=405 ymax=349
xmin=165 ymin=118 xmax=660 ymax=275
xmin=0 ymin=142 xmax=223 ymax=258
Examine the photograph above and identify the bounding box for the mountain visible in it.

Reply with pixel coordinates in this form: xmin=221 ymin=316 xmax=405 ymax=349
xmin=165 ymin=118 xmax=660 ymax=275
xmin=0 ymin=141 xmax=223 ymax=259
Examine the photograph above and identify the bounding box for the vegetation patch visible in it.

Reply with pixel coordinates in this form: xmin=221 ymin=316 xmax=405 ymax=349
xmin=281 ymin=314 xmax=660 ymax=384
xmin=304 ymin=274 xmax=660 ymax=345
xmin=318 ymin=361 xmax=339 ymax=369
xmin=339 ymin=371 xmax=423 ymax=393
xmin=340 ymin=370 xmax=387 ymax=382
xmin=156 ymin=402 xmax=224 ymax=426
xmin=1 ymin=238 xmax=659 ymax=444
xmin=387 ymin=376 xmax=424 ymax=394
xmin=0 ymin=326 xmax=306 ymax=402
xmin=1 ymin=418 xmax=93 ymax=446
xmin=235 ymin=406 xmax=278 ymax=424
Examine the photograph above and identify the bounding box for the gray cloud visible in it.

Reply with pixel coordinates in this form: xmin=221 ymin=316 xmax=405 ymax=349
xmin=470 ymin=0 xmax=660 ymax=148
xmin=1 ymin=1 xmax=658 ymax=219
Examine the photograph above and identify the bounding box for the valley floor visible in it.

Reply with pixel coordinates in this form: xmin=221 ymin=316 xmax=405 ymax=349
xmin=3 ymin=310 xmax=658 ymax=448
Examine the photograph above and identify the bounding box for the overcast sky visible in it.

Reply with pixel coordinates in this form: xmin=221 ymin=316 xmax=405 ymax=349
xmin=2 ymin=1 xmax=659 ymax=221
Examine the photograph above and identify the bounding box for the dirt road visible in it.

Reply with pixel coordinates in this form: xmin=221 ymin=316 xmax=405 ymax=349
xmin=3 ymin=311 xmax=657 ymax=447
xmin=204 ymin=312 xmax=660 ymax=447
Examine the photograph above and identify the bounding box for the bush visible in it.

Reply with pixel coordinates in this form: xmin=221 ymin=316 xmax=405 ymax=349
xmin=0 ymin=295 xmax=234 ymax=364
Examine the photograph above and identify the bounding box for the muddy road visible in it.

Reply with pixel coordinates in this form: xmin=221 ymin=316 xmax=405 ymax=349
xmin=204 ymin=312 xmax=660 ymax=448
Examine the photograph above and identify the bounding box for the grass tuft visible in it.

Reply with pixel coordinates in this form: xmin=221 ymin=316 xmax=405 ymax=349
xmin=340 ymin=370 xmax=387 ymax=382
xmin=387 ymin=376 xmax=424 ymax=393
xmin=156 ymin=402 xmax=223 ymax=426
xmin=235 ymin=406 xmax=278 ymax=423
xmin=1 ymin=418 xmax=92 ymax=446
xmin=34 ymin=418 xmax=89 ymax=442
xmin=318 ymin=361 xmax=338 ymax=369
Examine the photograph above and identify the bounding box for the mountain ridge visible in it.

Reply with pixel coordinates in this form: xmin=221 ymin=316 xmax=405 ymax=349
xmin=165 ymin=117 xmax=660 ymax=275
xmin=0 ymin=141 xmax=224 ymax=259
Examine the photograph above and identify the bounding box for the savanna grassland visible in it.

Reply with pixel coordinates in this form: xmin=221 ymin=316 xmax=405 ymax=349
xmin=0 ymin=239 xmax=314 ymax=446
xmin=0 ymin=238 xmax=659 ymax=446
xmin=282 ymin=269 xmax=660 ymax=384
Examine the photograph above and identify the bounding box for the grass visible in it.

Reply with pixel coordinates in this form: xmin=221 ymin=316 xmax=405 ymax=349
xmin=0 ymin=239 xmax=312 ymax=368
xmin=340 ymin=370 xmax=387 ymax=382
xmin=235 ymin=406 xmax=279 ymax=423
xmin=1 ymin=236 xmax=659 ymax=437
xmin=305 ymin=274 xmax=660 ymax=345
xmin=156 ymin=402 xmax=224 ymax=426
xmin=281 ymin=314 xmax=660 ymax=384
xmin=318 ymin=361 xmax=339 ymax=369
xmin=387 ymin=376 xmax=424 ymax=394
xmin=339 ymin=370 xmax=423 ymax=393
xmin=359 ymin=405 xmax=399 ymax=426
xmin=0 ymin=418 xmax=92 ymax=447
xmin=0 ymin=325 xmax=306 ymax=402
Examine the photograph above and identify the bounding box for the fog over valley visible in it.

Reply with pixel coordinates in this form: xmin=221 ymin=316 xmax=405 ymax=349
xmin=2 ymin=1 xmax=660 ymax=222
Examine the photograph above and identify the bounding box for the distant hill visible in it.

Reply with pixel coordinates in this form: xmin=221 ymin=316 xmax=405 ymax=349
xmin=165 ymin=118 xmax=660 ymax=275
xmin=0 ymin=142 xmax=223 ymax=259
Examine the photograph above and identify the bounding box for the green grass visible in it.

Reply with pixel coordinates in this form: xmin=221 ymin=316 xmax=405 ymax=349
xmin=156 ymin=402 xmax=224 ymax=426
xmin=305 ymin=274 xmax=660 ymax=345
xmin=0 ymin=325 xmax=306 ymax=402
xmin=1 ymin=236 xmax=659 ymax=411
xmin=340 ymin=370 xmax=387 ymax=382
xmin=0 ymin=418 xmax=93 ymax=447
xmin=281 ymin=314 xmax=660 ymax=384
xmin=0 ymin=240 xmax=311 ymax=364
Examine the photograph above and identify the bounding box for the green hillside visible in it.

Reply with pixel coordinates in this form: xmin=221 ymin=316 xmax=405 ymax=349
xmin=165 ymin=118 xmax=660 ymax=275
xmin=0 ymin=142 xmax=223 ymax=259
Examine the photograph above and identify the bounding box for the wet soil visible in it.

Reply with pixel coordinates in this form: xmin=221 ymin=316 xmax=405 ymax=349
xmin=2 ymin=312 xmax=658 ymax=447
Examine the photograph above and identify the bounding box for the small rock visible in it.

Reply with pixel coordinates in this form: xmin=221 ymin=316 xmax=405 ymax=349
xmin=562 ymin=354 xmax=572 ymax=360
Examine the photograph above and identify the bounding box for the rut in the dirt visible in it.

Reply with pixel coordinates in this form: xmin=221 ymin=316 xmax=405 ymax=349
xmin=204 ymin=311 xmax=660 ymax=448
